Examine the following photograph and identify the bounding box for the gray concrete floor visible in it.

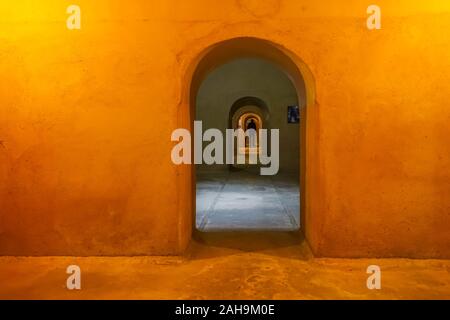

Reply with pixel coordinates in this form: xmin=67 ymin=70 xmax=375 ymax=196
xmin=196 ymin=170 xmax=300 ymax=231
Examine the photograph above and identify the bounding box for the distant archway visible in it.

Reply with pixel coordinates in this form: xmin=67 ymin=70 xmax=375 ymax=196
xmin=229 ymin=97 xmax=268 ymax=156
xmin=229 ymin=96 xmax=270 ymax=129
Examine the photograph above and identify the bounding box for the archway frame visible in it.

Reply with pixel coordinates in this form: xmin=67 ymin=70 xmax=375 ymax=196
xmin=229 ymin=96 xmax=270 ymax=129
xmin=238 ymin=113 xmax=262 ymax=131
xmin=176 ymin=37 xmax=318 ymax=253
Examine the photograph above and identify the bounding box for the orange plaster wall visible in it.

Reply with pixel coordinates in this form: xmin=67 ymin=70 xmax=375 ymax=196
xmin=0 ymin=1 xmax=449 ymax=257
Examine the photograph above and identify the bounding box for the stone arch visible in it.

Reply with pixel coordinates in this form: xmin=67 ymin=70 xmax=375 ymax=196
xmin=178 ymin=36 xmax=318 ymax=252
xmin=228 ymin=96 xmax=269 ymax=130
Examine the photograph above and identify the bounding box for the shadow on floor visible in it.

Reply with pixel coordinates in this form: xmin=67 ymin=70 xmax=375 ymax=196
xmin=188 ymin=230 xmax=313 ymax=261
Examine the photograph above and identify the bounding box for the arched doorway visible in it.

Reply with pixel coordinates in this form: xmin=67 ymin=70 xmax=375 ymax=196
xmin=178 ymin=37 xmax=317 ymax=248
xmin=238 ymin=113 xmax=261 ymax=152
xmin=195 ymin=57 xmax=300 ymax=230
xmin=229 ymin=96 xmax=269 ymax=157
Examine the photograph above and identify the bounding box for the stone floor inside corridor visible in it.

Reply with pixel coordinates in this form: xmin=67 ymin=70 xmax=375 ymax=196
xmin=196 ymin=171 xmax=300 ymax=231
xmin=1 ymin=233 xmax=449 ymax=300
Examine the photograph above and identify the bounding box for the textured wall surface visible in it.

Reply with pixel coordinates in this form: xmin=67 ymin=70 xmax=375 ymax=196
xmin=0 ymin=0 xmax=449 ymax=257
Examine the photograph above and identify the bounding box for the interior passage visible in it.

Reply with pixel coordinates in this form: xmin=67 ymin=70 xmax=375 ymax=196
xmin=196 ymin=171 xmax=300 ymax=231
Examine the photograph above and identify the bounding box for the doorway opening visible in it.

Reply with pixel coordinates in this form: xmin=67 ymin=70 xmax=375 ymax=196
xmin=180 ymin=37 xmax=316 ymax=249
xmin=195 ymin=57 xmax=301 ymax=231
